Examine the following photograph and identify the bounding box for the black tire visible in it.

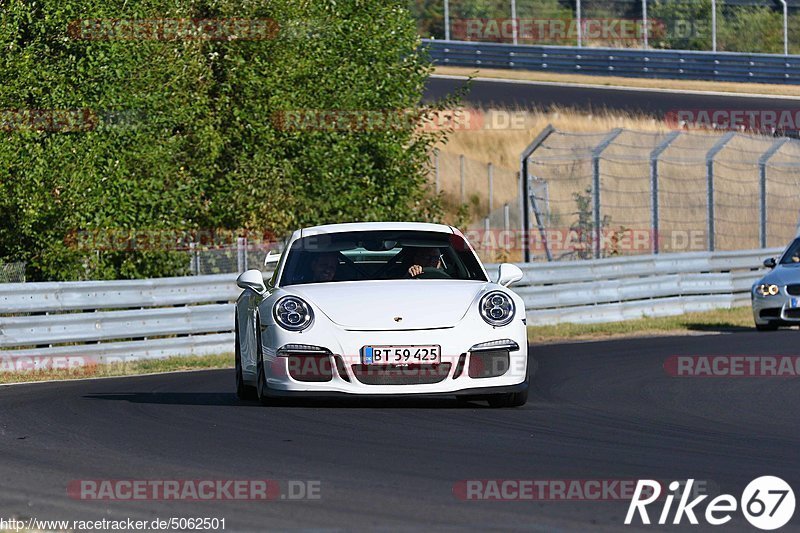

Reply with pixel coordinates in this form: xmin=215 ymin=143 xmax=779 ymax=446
xmin=487 ymin=387 xmax=528 ymax=408
xmin=756 ymin=322 xmax=779 ymax=331
xmin=235 ymin=317 xmax=257 ymax=401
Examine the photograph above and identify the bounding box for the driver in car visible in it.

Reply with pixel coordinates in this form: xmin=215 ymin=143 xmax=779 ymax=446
xmin=407 ymin=247 xmax=442 ymax=278
xmin=307 ymin=252 xmax=339 ymax=282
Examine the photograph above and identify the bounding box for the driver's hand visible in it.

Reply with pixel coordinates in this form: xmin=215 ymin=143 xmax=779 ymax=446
xmin=408 ymin=265 xmax=423 ymax=277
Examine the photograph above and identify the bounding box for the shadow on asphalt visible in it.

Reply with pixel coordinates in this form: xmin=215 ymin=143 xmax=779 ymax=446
xmin=683 ymin=323 xmax=755 ymax=333
xmin=81 ymin=392 xmax=506 ymax=409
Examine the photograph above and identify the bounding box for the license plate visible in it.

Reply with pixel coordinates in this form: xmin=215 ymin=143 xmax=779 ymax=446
xmin=791 ymin=298 xmax=799 ymax=309
xmin=362 ymin=345 xmax=441 ymax=365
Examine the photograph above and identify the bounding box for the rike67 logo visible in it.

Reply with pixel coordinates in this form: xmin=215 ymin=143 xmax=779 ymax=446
xmin=626 ymin=477 xmax=795 ymax=530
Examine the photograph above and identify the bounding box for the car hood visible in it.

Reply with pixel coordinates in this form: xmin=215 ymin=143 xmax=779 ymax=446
xmin=756 ymin=263 xmax=800 ymax=286
xmin=287 ymin=280 xmax=488 ymax=330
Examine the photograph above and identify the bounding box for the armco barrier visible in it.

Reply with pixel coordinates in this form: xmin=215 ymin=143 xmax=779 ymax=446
xmin=515 ymin=248 xmax=780 ymax=325
xmin=0 ymin=248 xmax=779 ymax=368
xmin=424 ymin=39 xmax=800 ymax=84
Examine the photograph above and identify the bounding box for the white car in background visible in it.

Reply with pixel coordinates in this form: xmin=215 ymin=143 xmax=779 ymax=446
xmin=234 ymin=222 xmax=529 ymax=407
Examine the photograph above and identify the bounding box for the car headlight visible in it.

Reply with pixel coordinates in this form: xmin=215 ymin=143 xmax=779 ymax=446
xmin=273 ymin=296 xmax=314 ymax=331
xmin=479 ymin=291 xmax=515 ymax=327
xmin=756 ymin=284 xmax=780 ymax=297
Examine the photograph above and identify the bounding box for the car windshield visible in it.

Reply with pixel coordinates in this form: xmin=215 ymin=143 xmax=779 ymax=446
xmin=279 ymin=230 xmax=487 ymax=286
xmin=781 ymin=238 xmax=800 ymax=264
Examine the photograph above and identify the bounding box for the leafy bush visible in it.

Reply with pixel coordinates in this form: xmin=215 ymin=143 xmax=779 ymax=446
xmin=0 ymin=0 xmax=446 ymax=281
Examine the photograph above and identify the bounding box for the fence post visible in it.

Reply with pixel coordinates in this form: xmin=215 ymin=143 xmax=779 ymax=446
xmin=511 ymin=0 xmax=518 ymax=45
xmin=712 ymin=0 xmax=717 ymax=52
xmin=444 ymin=0 xmax=450 ymax=41
xmin=237 ymin=237 xmax=248 ymax=273
xmin=459 ymin=154 xmax=465 ymax=204
xmin=488 ymin=162 xmax=494 ymax=214
xmin=705 ymin=132 xmax=735 ymax=252
xmin=434 ymin=149 xmax=440 ymax=194
xmin=189 ymin=242 xmax=199 ymax=275
xmin=642 ymin=0 xmax=648 ymax=49
xmin=758 ymin=138 xmax=789 ymax=248
xmin=649 ymin=131 xmax=681 ymax=254
xmin=592 ymin=129 xmax=623 ymax=258
xmin=519 ymin=125 xmax=556 ymax=262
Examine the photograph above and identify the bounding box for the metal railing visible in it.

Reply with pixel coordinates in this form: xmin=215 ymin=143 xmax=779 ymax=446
xmin=0 ymin=248 xmax=778 ymax=369
xmin=424 ymin=40 xmax=800 ymax=84
xmin=513 ymin=247 xmax=778 ymax=325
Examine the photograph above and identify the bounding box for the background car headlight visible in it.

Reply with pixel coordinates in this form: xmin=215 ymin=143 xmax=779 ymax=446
xmin=479 ymin=291 xmax=515 ymax=326
xmin=756 ymin=284 xmax=780 ymax=296
xmin=273 ymin=296 xmax=314 ymax=331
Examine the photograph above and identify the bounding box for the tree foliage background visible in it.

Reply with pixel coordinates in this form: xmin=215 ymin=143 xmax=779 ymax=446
xmin=0 ymin=0 xmax=445 ymax=281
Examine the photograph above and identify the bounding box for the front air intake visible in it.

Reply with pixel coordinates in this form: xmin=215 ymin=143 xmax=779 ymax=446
xmin=468 ymin=349 xmax=510 ymax=378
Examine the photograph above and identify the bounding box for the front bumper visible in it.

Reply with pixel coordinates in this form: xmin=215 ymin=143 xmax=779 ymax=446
xmin=751 ymin=289 xmax=800 ymax=325
xmin=253 ymin=314 xmax=529 ymax=396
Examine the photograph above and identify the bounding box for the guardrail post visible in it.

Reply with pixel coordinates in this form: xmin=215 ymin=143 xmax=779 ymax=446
xmin=519 ymin=125 xmax=556 ymax=262
xmin=758 ymin=138 xmax=789 ymax=248
xmin=592 ymin=129 xmax=624 ymax=258
xmin=649 ymin=131 xmax=681 ymax=254
xmin=705 ymin=132 xmax=735 ymax=252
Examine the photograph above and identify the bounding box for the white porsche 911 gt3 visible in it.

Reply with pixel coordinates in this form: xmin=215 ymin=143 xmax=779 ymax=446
xmin=234 ymin=222 xmax=529 ymax=407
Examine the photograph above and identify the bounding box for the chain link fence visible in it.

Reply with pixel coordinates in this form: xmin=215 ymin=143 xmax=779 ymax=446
xmin=413 ymin=0 xmax=800 ymax=54
xmin=428 ymin=126 xmax=800 ymax=262
xmin=519 ymin=126 xmax=800 ymax=261
xmin=0 ymin=262 xmax=26 ymax=283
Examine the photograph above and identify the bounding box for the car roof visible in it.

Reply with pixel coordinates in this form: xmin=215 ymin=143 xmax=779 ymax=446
xmin=297 ymin=222 xmax=456 ymax=238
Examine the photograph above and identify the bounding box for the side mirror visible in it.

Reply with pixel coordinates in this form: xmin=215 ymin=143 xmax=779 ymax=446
xmin=236 ymin=269 xmax=267 ymax=294
xmin=763 ymin=257 xmax=777 ymax=269
xmin=496 ymin=263 xmax=523 ymax=287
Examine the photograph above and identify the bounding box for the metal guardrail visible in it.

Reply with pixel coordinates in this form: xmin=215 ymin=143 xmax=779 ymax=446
xmin=0 ymin=247 xmax=778 ymax=369
xmin=514 ymin=248 xmax=780 ymax=325
xmin=424 ymin=39 xmax=800 ymax=84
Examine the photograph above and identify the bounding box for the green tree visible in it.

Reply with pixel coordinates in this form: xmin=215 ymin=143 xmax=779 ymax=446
xmin=0 ymin=0 xmax=446 ymax=280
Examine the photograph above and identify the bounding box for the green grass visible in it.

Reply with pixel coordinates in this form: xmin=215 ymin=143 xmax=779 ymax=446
xmin=0 ymin=353 xmax=232 ymax=385
xmin=528 ymin=306 xmax=756 ymax=344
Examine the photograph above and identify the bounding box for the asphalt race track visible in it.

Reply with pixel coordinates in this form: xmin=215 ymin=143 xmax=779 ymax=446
xmin=1 ymin=331 xmax=798 ymax=531
xmin=424 ymin=76 xmax=800 ymax=118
